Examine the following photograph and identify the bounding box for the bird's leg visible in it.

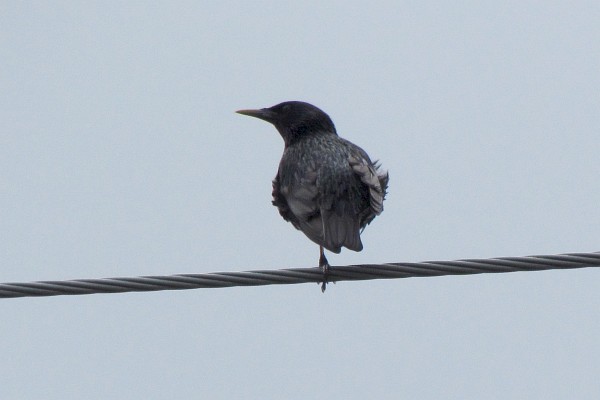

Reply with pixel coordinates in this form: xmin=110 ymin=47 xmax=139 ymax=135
xmin=319 ymin=246 xmax=330 ymax=293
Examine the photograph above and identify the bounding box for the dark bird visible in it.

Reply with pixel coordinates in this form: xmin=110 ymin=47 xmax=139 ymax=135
xmin=236 ymin=101 xmax=388 ymax=291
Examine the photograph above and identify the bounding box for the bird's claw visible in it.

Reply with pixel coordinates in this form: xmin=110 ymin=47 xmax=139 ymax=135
xmin=319 ymin=262 xmax=330 ymax=293
xmin=318 ymin=250 xmax=330 ymax=292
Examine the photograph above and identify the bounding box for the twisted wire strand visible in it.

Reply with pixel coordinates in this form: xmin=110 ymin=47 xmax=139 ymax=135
xmin=1 ymin=252 xmax=598 ymax=299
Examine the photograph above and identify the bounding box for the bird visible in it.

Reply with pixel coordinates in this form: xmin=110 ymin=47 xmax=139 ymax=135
xmin=236 ymin=101 xmax=388 ymax=291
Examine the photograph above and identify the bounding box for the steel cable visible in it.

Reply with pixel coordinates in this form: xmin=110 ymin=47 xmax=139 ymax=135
xmin=1 ymin=251 xmax=598 ymax=299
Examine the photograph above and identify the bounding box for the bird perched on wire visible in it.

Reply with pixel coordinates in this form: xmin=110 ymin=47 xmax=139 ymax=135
xmin=237 ymin=101 xmax=388 ymax=291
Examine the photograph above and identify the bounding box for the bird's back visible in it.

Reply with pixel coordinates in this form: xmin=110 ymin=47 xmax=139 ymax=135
xmin=273 ymin=132 xmax=387 ymax=253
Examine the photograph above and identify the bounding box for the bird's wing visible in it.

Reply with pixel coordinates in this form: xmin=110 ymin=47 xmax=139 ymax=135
xmin=348 ymin=154 xmax=385 ymax=215
xmin=347 ymin=152 xmax=388 ymax=232
xmin=272 ymin=170 xmax=327 ymax=249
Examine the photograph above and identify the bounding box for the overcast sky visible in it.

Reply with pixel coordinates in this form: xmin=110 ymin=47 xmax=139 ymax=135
xmin=1 ymin=2 xmax=599 ymax=399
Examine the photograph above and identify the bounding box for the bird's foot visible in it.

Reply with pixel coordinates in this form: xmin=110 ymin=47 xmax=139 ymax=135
xmin=319 ymin=252 xmax=330 ymax=293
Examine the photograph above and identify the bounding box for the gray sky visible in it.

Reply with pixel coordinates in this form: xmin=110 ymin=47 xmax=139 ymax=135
xmin=1 ymin=2 xmax=599 ymax=399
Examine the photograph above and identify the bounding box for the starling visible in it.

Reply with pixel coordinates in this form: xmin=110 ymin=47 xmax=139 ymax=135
xmin=237 ymin=101 xmax=388 ymax=291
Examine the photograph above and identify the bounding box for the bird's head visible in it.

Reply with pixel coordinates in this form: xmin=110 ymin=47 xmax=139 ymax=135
xmin=236 ymin=101 xmax=337 ymax=146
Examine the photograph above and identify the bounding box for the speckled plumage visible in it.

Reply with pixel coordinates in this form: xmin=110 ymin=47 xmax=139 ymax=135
xmin=237 ymin=101 xmax=388 ymax=261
